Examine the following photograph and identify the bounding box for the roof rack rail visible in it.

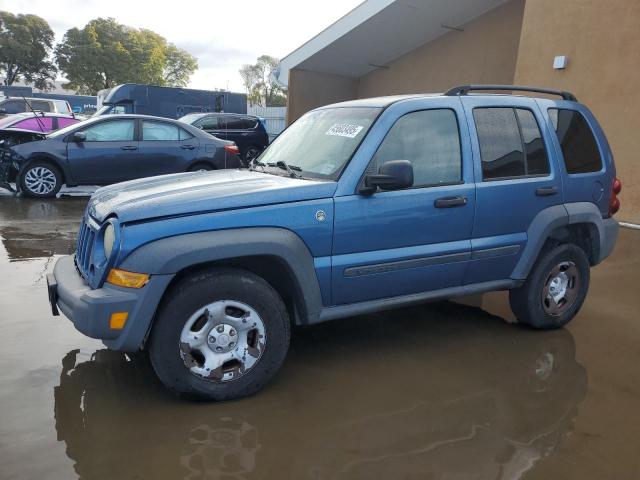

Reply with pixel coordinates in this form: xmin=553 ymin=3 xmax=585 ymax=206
xmin=444 ymin=85 xmax=577 ymax=102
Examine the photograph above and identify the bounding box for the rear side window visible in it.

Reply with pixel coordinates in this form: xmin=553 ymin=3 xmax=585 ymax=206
xmin=474 ymin=107 xmax=550 ymax=180
xmin=30 ymin=100 xmax=50 ymax=112
xmin=240 ymin=118 xmax=257 ymax=129
xmin=373 ymin=109 xmax=462 ymax=187
xmin=142 ymin=120 xmax=180 ymax=141
xmin=196 ymin=116 xmax=218 ymax=130
xmin=221 ymin=116 xmax=244 ymax=129
xmin=548 ymin=108 xmax=602 ymax=174
xmin=179 ymin=128 xmax=193 ymax=140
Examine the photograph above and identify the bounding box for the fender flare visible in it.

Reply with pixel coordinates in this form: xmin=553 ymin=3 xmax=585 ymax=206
xmin=511 ymin=203 xmax=608 ymax=280
xmin=22 ymin=153 xmax=71 ymax=184
xmin=119 ymin=227 xmax=324 ymax=323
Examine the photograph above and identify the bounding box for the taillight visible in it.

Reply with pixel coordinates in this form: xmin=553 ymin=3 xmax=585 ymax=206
xmin=224 ymin=144 xmax=240 ymax=155
xmin=609 ymin=177 xmax=622 ymax=216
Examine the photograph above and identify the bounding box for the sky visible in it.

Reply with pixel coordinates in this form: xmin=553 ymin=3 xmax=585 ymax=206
xmin=1 ymin=0 xmax=364 ymax=92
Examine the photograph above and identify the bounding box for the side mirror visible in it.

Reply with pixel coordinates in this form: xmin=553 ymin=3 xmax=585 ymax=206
xmin=0 ymin=108 xmax=6 ymax=115
xmin=361 ymin=160 xmax=414 ymax=194
xmin=72 ymin=131 xmax=86 ymax=142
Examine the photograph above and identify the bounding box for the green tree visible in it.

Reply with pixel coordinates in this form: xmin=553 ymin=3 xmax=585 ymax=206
xmin=55 ymin=18 xmax=198 ymax=94
xmin=239 ymin=55 xmax=287 ymax=107
xmin=164 ymin=44 xmax=198 ymax=87
xmin=0 ymin=11 xmax=57 ymax=89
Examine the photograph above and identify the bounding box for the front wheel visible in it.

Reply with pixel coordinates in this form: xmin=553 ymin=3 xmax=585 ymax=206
xmin=20 ymin=161 xmax=63 ymax=198
xmin=509 ymin=244 xmax=590 ymax=329
xmin=148 ymin=267 xmax=290 ymax=401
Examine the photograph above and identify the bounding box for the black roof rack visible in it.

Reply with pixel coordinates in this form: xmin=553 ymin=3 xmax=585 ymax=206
xmin=444 ymin=85 xmax=577 ymax=102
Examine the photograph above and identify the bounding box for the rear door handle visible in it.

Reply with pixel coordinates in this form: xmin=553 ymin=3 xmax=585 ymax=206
xmin=535 ymin=186 xmax=558 ymax=196
xmin=120 ymin=145 xmax=137 ymax=151
xmin=434 ymin=196 xmax=468 ymax=208
xmin=181 ymin=145 xmax=196 ymax=150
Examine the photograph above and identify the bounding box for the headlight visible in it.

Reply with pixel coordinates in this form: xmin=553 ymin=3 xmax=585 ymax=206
xmin=103 ymin=223 xmax=115 ymax=259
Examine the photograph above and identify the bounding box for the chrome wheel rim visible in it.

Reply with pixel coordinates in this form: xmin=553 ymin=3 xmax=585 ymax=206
xmin=180 ymin=300 xmax=266 ymax=382
xmin=24 ymin=166 xmax=56 ymax=195
xmin=541 ymin=261 xmax=580 ymax=316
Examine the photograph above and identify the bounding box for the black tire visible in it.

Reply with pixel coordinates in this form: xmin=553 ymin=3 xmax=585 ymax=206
xmin=509 ymin=244 xmax=590 ymax=330
xmin=187 ymin=162 xmax=214 ymax=172
xmin=148 ymin=267 xmax=290 ymax=401
xmin=243 ymin=146 xmax=262 ymax=164
xmin=19 ymin=161 xmax=63 ymax=198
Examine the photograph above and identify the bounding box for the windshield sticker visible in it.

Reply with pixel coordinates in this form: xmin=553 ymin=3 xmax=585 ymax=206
xmin=326 ymin=123 xmax=364 ymax=138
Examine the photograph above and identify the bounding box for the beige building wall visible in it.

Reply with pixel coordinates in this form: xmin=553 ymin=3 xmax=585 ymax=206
xmin=514 ymin=0 xmax=640 ymax=223
xmin=287 ymin=69 xmax=359 ymax=123
xmin=357 ymin=0 xmax=525 ymax=98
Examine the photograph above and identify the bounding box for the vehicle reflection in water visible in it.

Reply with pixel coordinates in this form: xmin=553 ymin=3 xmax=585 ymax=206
xmin=53 ymin=300 xmax=587 ymax=480
xmin=0 ymin=197 xmax=85 ymax=261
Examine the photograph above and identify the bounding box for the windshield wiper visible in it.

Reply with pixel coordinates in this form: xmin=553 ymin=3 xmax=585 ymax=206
xmin=249 ymin=159 xmax=266 ymax=171
xmin=268 ymin=160 xmax=303 ymax=179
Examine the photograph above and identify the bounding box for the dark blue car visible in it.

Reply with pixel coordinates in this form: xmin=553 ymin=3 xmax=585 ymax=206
xmin=178 ymin=112 xmax=269 ymax=164
xmin=1 ymin=114 xmax=241 ymax=197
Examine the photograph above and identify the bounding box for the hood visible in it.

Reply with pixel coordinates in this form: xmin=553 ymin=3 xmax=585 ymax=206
xmin=88 ymin=169 xmax=337 ymax=223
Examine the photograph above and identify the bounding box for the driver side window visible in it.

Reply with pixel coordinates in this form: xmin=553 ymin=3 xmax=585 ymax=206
xmin=373 ymin=109 xmax=462 ymax=188
xmin=83 ymin=120 xmax=135 ymax=142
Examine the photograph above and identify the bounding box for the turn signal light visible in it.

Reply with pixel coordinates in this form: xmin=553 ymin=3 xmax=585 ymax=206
xmin=106 ymin=268 xmax=150 ymax=288
xmin=109 ymin=312 xmax=129 ymax=330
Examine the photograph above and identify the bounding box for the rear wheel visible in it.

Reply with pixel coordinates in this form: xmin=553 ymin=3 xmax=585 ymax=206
xmin=149 ymin=267 xmax=290 ymax=401
xmin=188 ymin=162 xmax=214 ymax=172
xmin=243 ymin=146 xmax=262 ymax=164
xmin=20 ymin=161 xmax=63 ymax=198
xmin=509 ymin=244 xmax=590 ymax=329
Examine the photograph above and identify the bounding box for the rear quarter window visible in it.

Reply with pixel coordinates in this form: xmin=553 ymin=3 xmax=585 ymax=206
xmin=548 ymin=108 xmax=602 ymax=174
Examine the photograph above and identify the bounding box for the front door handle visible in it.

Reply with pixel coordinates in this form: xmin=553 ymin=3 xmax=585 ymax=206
xmin=120 ymin=145 xmax=137 ymax=151
xmin=434 ymin=196 xmax=468 ymax=208
xmin=181 ymin=145 xmax=196 ymax=150
xmin=535 ymin=186 xmax=558 ymax=196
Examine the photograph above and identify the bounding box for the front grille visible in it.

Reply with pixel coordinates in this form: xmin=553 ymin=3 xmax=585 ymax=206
xmin=75 ymin=217 xmax=97 ymax=279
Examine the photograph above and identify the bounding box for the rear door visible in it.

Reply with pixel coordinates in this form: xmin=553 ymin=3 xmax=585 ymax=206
xmin=460 ymin=96 xmax=562 ymax=284
xmin=137 ymin=119 xmax=199 ymax=175
xmin=195 ymin=115 xmax=225 ymax=139
xmin=66 ymin=118 xmax=138 ymax=184
xmin=332 ymin=99 xmax=476 ymax=305
xmin=222 ymin=116 xmax=255 ymax=153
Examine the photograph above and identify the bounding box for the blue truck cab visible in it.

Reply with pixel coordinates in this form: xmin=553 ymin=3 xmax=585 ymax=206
xmin=48 ymin=85 xmax=621 ymax=401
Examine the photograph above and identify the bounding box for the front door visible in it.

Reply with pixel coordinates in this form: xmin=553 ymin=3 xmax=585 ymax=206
xmin=460 ymin=97 xmax=563 ymax=284
xmin=331 ymin=101 xmax=476 ymax=305
xmin=66 ymin=118 xmax=138 ymax=184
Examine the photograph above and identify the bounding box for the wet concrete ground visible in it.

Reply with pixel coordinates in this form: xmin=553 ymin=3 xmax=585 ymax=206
xmin=0 ymin=194 xmax=639 ymax=480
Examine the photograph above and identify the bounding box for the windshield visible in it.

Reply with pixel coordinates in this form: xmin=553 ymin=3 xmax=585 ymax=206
xmin=47 ymin=118 xmax=92 ymax=138
xmin=0 ymin=115 xmax=23 ymax=128
xmin=257 ymin=107 xmax=381 ymax=180
xmin=178 ymin=113 xmax=206 ymax=124
xmin=94 ymin=105 xmax=127 ymax=116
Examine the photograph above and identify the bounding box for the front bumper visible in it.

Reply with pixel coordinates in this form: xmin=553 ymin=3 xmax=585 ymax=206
xmin=49 ymin=255 xmax=174 ymax=351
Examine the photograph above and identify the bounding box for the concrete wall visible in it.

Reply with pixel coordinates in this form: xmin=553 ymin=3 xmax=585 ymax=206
xmin=287 ymin=69 xmax=359 ymax=123
xmin=357 ymin=0 xmax=525 ymax=98
xmin=514 ymin=0 xmax=640 ymax=223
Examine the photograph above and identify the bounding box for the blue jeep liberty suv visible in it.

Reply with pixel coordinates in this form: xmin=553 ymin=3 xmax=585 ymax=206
xmin=48 ymin=85 xmax=621 ymax=401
